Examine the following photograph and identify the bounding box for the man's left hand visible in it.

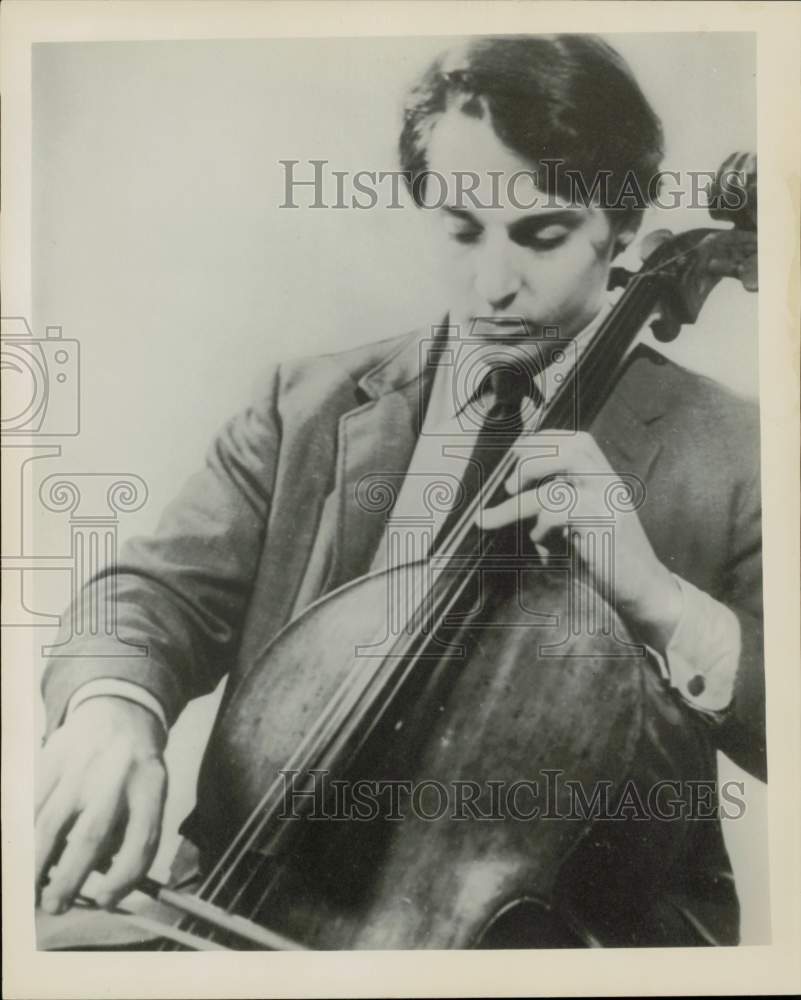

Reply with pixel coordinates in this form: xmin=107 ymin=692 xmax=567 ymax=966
xmin=478 ymin=429 xmax=683 ymax=652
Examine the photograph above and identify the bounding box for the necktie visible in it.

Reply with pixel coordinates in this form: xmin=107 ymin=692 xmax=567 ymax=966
xmin=432 ymin=368 xmax=531 ymax=553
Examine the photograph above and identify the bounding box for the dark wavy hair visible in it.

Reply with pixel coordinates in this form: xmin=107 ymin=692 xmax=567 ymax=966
xmin=399 ymin=34 xmax=664 ymax=229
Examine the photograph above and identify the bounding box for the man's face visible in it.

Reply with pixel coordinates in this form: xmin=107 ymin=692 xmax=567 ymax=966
xmin=425 ymin=110 xmax=624 ymax=341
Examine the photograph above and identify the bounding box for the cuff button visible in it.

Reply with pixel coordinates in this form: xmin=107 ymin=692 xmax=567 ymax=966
xmin=687 ymin=675 xmax=706 ymax=697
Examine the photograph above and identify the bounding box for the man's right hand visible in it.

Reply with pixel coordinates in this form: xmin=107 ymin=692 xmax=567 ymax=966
xmin=35 ymin=696 xmax=167 ymax=914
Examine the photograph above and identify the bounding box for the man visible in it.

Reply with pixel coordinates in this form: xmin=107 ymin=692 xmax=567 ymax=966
xmin=36 ymin=34 xmax=763 ymax=947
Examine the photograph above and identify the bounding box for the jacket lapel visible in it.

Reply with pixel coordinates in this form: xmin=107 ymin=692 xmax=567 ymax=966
xmin=325 ymin=329 xmax=436 ymax=591
xmin=591 ymin=345 xmax=670 ymax=487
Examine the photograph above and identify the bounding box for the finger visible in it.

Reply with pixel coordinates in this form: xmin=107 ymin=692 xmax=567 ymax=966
xmin=529 ymin=510 xmax=566 ymax=545
xmin=507 ymin=452 xmax=568 ymax=493
xmin=95 ymin=808 xmax=129 ymax=874
xmin=94 ymin=761 xmax=166 ymax=909
xmin=40 ymin=784 xmax=125 ymax=914
xmin=478 ymin=489 xmax=542 ymax=531
xmin=511 ymin=433 xmax=606 ymax=490
xmin=35 ymin=773 xmax=81 ymax=899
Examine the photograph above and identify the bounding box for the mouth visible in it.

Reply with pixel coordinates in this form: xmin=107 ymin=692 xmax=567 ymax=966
xmin=470 ymin=317 xmax=534 ymax=338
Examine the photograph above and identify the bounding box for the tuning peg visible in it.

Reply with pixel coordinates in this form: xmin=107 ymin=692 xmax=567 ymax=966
xmin=607 ymin=266 xmax=635 ymax=291
xmin=708 ymin=152 xmax=757 ymax=231
xmin=639 ymin=229 xmax=674 ymax=262
xmin=649 ymin=302 xmax=681 ymax=343
xmin=738 ymin=256 xmax=758 ymax=292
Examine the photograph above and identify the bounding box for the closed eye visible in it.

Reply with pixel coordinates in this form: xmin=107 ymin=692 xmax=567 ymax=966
xmin=522 ymin=226 xmax=570 ymax=250
xmin=442 ymin=209 xmax=484 ymax=245
xmin=451 ymin=226 xmax=483 ymax=245
xmin=508 ymin=212 xmax=580 ymax=250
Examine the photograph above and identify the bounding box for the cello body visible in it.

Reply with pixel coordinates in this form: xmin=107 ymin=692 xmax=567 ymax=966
xmin=190 ymin=559 xmax=707 ymax=949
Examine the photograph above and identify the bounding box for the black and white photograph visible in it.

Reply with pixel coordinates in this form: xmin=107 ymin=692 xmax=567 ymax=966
xmin=2 ymin=2 xmax=800 ymax=997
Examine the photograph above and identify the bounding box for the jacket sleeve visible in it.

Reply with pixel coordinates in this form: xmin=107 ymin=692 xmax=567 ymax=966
xmin=41 ymin=367 xmax=282 ymax=735
xmin=712 ymin=464 xmax=766 ymax=781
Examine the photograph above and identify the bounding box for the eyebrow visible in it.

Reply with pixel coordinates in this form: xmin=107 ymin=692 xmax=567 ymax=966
xmin=443 ymin=206 xmax=583 ymax=237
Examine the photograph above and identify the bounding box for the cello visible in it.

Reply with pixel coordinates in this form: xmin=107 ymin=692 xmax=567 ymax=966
xmin=69 ymin=153 xmax=758 ymax=951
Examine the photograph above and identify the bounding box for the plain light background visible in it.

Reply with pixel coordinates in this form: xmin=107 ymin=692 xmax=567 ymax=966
xmin=29 ymin=33 xmax=767 ymax=942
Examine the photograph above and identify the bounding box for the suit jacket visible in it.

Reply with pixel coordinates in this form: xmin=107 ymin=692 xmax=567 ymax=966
xmin=42 ymin=326 xmax=765 ymax=945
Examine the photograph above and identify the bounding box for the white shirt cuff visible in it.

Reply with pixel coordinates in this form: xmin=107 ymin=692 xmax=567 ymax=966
xmin=652 ymin=573 xmax=741 ymax=714
xmin=66 ymin=679 xmax=169 ymax=732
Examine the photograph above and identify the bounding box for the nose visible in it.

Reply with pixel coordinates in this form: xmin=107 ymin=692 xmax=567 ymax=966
xmin=474 ymin=236 xmax=522 ymax=312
